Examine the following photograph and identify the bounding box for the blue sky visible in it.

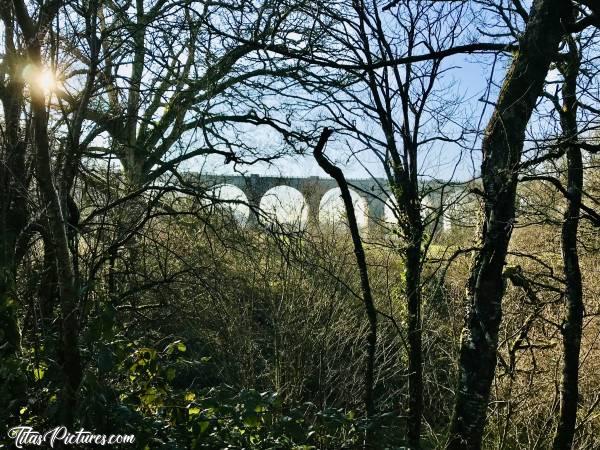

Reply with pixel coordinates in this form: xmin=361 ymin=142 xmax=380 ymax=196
xmin=194 ymin=52 xmax=501 ymax=182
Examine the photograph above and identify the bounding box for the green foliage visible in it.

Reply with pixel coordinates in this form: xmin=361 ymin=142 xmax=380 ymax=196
xmin=177 ymin=387 xmax=403 ymax=449
xmin=77 ymin=333 xmax=405 ymax=449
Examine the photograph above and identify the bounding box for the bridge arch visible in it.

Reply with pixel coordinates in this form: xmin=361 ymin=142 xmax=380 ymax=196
xmin=259 ymin=186 xmax=309 ymax=228
xmin=208 ymin=184 xmax=250 ymax=225
xmin=319 ymin=188 xmax=368 ymax=229
xmin=384 ymin=202 xmax=399 ymax=225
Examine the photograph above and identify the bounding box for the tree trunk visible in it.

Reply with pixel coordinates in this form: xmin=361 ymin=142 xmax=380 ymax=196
xmin=29 ymin=43 xmax=82 ymax=427
xmin=447 ymin=1 xmax=565 ymax=448
xmin=405 ymin=190 xmax=423 ymax=450
xmin=0 ymin=104 xmax=26 ymax=359
xmin=552 ymin=38 xmax=583 ymax=450
xmin=314 ymin=128 xmax=378 ymax=448
xmin=0 ymin=4 xmax=28 ymax=427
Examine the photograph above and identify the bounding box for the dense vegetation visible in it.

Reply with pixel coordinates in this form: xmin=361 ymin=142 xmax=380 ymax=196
xmin=1 ymin=0 xmax=599 ymax=449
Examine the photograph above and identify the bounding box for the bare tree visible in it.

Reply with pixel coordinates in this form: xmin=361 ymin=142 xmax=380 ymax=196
xmin=298 ymin=1 xmax=512 ymax=447
xmin=517 ymin=30 xmax=599 ymax=448
xmin=313 ymin=127 xmax=379 ymax=448
xmin=447 ymin=1 xmax=568 ymax=448
xmin=10 ymin=0 xmax=84 ymax=426
xmin=61 ymin=0 xmax=315 ymax=187
xmin=551 ymin=36 xmax=584 ymax=450
xmin=0 ymin=0 xmax=29 ymax=429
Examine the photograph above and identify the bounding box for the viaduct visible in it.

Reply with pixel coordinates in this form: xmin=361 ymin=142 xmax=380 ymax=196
xmin=189 ymin=173 xmax=466 ymax=230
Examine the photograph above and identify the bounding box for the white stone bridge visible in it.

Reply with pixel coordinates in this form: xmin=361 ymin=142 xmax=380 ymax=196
xmin=189 ymin=173 xmax=466 ymax=230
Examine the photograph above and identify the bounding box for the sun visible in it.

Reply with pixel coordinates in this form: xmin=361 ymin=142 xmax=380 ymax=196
xmin=37 ymin=69 xmax=56 ymax=91
xmin=22 ymin=63 xmax=59 ymax=93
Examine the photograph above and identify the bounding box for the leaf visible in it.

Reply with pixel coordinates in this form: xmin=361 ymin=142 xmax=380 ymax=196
xmin=140 ymin=387 xmax=158 ymax=405
xmin=199 ymin=420 xmax=210 ymax=434
xmin=165 ymin=340 xmax=186 ymax=355
xmin=166 ymin=367 xmax=176 ymax=381
xmin=243 ymin=414 xmax=260 ymax=427
xmin=137 ymin=348 xmax=157 ymax=362
xmin=33 ymin=363 xmax=47 ymax=381
xmin=189 ymin=407 xmax=200 ymax=416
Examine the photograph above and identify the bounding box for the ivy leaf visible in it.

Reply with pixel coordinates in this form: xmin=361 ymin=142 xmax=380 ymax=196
xmin=199 ymin=420 xmax=210 ymax=434
xmin=243 ymin=414 xmax=260 ymax=427
xmin=140 ymin=387 xmax=158 ymax=405
xmin=33 ymin=363 xmax=47 ymax=381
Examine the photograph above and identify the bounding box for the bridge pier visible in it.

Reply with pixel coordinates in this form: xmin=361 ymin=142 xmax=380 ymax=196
xmin=244 ymin=174 xmax=270 ymax=226
xmin=299 ymin=176 xmax=330 ymax=229
xmin=366 ymin=196 xmax=386 ymax=230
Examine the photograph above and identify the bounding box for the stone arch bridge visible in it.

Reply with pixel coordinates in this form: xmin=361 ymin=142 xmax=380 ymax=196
xmin=193 ymin=173 xmax=465 ymax=230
